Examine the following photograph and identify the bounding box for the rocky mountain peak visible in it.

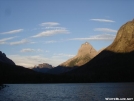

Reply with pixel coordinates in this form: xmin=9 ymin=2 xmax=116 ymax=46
xmin=77 ymin=42 xmax=97 ymax=58
xmin=34 ymin=63 xmax=53 ymax=69
xmin=60 ymin=42 xmax=97 ymax=67
xmin=106 ymin=19 xmax=134 ymax=52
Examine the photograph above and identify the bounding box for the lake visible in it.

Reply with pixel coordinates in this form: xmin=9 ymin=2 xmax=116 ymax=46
xmin=0 ymin=83 xmax=134 ymax=101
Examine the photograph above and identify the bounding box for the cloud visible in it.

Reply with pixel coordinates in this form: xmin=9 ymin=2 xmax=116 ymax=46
xmin=0 ymin=41 xmax=6 ymax=45
xmin=1 ymin=29 xmax=23 ymax=34
xmin=45 ymin=50 xmax=49 ymax=53
xmin=69 ymin=34 xmax=116 ymax=41
xmin=39 ymin=22 xmax=60 ymax=27
xmin=32 ymin=29 xmax=69 ymax=38
xmin=45 ymin=40 xmax=57 ymax=44
xmin=90 ymin=19 xmax=115 ymax=22
xmin=94 ymin=28 xmax=117 ymax=33
xmin=0 ymin=36 xmax=16 ymax=42
xmin=53 ymin=53 xmax=75 ymax=58
xmin=20 ymin=48 xmax=35 ymax=52
xmin=30 ymin=41 xmax=37 ymax=44
xmin=0 ymin=36 xmax=16 ymax=44
xmin=10 ymin=39 xmax=29 ymax=45
xmin=20 ymin=48 xmax=44 ymax=53
xmin=44 ymin=27 xmax=66 ymax=30
xmin=8 ymin=55 xmax=65 ymax=67
xmin=37 ymin=49 xmax=44 ymax=52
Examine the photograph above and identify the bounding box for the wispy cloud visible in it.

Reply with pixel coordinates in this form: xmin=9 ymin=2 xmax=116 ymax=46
xmin=1 ymin=29 xmax=23 ymax=34
xmin=0 ymin=36 xmax=16 ymax=44
xmin=44 ymin=27 xmax=66 ymax=30
xmin=39 ymin=22 xmax=60 ymax=27
xmin=90 ymin=19 xmax=115 ymax=22
xmin=0 ymin=37 xmax=16 ymax=42
xmin=45 ymin=40 xmax=57 ymax=44
xmin=20 ymin=48 xmax=44 ymax=53
xmin=53 ymin=53 xmax=75 ymax=58
xmin=10 ymin=39 xmax=29 ymax=45
xmin=37 ymin=49 xmax=44 ymax=52
xmin=9 ymin=55 xmax=65 ymax=67
xmin=30 ymin=41 xmax=37 ymax=44
xmin=69 ymin=34 xmax=116 ymax=41
xmin=94 ymin=28 xmax=117 ymax=33
xmin=0 ymin=41 xmax=6 ymax=44
xmin=32 ymin=29 xmax=69 ymax=38
xmin=20 ymin=48 xmax=35 ymax=52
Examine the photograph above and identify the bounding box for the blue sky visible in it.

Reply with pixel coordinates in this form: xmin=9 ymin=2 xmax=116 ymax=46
xmin=0 ymin=0 xmax=134 ymax=67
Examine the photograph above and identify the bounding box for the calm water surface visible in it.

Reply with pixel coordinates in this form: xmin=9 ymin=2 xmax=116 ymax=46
xmin=0 ymin=83 xmax=134 ymax=101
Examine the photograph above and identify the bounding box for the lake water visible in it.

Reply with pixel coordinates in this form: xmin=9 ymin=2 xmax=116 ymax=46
xmin=0 ymin=83 xmax=134 ymax=101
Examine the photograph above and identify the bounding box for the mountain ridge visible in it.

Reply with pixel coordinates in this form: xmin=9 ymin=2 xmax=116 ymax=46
xmin=0 ymin=51 xmax=15 ymax=65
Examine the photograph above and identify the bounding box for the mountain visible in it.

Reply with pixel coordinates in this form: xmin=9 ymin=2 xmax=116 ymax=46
xmin=60 ymin=42 xmax=97 ymax=67
xmin=0 ymin=51 xmax=15 ymax=65
xmin=47 ymin=42 xmax=97 ymax=74
xmin=66 ymin=19 xmax=134 ymax=82
xmin=106 ymin=19 xmax=134 ymax=52
xmin=32 ymin=63 xmax=53 ymax=73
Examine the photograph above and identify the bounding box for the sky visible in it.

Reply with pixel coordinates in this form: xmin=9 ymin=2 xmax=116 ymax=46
xmin=0 ymin=0 xmax=134 ymax=68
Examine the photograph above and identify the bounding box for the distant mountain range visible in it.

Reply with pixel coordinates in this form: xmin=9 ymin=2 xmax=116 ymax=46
xmin=32 ymin=63 xmax=53 ymax=73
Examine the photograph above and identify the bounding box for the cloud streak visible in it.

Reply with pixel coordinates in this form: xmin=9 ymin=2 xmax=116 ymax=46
xmin=69 ymin=34 xmax=116 ymax=41
xmin=9 ymin=55 xmax=65 ymax=67
xmin=45 ymin=40 xmax=57 ymax=44
xmin=40 ymin=22 xmax=60 ymax=27
xmin=20 ymin=48 xmax=35 ymax=52
xmin=94 ymin=28 xmax=117 ymax=33
xmin=10 ymin=39 xmax=29 ymax=45
xmin=20 ymin=48 xmax=44 ymax=53
xmin=1 ymin=29 xmax=23 ymax=34
xmin=53 ymin=53 xmax=75 ymax=58
xmin=0 ymin=36 xmax=17 ymax=44
xmin=32 ymin=29 xmax=69 ymax=38
xmin=90 ymin=19 xmax=115 ymax=22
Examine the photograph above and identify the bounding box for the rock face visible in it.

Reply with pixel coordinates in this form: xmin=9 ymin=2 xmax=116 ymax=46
xmin=106 ymin=19 xmax=134 ymax=52
xmin=32 ymin=63 xmax=53 ymax=73
xmin=0 ymin=51 xmax=15 ymax=65
xmin=60 ymin=42 xmax=97 ymax=67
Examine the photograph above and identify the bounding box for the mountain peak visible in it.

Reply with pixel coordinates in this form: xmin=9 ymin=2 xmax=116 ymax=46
xmin=106 ymin=19 xmax=134 ymax=52
xmin=78 ymin=42 xmax=96 ymax=58
xmin=0 ymin=51 xmax=15 ymax=65
xmin=60 ymin=42 xmax=97 ymax=67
